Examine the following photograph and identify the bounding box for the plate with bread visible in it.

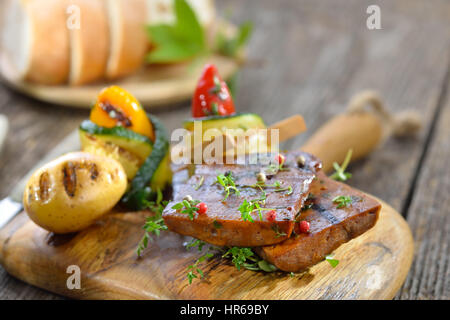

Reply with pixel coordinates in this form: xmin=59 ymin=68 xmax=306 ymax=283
xmin=0 ymin=0 xmax=248 ymax=108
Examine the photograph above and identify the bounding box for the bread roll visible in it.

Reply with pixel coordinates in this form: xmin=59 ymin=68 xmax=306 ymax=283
xmin=0 ymin=0 xmax=217 ymax=86
xmin=69 ymin=0 xmax=109 ymax=85
xmin=105 ymin=0 xmax=148 ymax=80
xmin=1 ymin=0 xmax=70 ymax=85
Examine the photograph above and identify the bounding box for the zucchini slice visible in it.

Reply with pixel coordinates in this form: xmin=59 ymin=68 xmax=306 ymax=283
xmin=122 ymin=115 xmax=170 ymax=210
xmin=183 ymin=113 xmax=266 ymax=132
xmin=79 ymin=120 xmax=152 ymax=179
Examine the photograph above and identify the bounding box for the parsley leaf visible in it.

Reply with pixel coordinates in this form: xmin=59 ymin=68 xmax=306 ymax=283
xmin=146 ymin=0 xmax=206 ymax=63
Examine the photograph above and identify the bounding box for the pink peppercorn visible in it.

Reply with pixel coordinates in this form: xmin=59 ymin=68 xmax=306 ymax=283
xmin=196 ymin=202 xmax=208 ymax=215
xmin=298 ymin=220 xmax=310 ymax=233
xmin=266 ymin=210 xmax=277 ymax=222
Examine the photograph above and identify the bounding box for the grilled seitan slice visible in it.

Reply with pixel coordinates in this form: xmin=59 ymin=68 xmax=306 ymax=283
xmin=163 ymin=152 xmax=321 ymax=247
xmin=256 ymin=172 xmax=381 ymax=272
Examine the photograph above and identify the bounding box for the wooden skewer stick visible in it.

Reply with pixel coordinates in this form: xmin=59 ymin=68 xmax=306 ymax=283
xmin=268 ymin=114 xmax=306 ymax=143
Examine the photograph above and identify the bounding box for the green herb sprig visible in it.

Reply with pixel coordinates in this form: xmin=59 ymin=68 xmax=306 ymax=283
xmin=325 ymin=254 xmax=340 ymax=268
xmin=184 ymin=240 xmax=278 ymax=285
xmin=272 ymin=225 xmax=287 ymax=238
xmin=146 ymin=0 xmax=206 ymax=64
xmin=215 ymin=21 xmax=253 ymax=58
xmin=222 ymin=247 xmax=277 ymax=272
xmin=136 ymin=189 xmax=168 ymax=257
xmin=172 ymin=198 xmax=201 ymax=220
xmin=216 ymin=172 xmax=240 ymax=201
xmin=185 ymin=239 xmax=215 ymax=284
xmin=146 ymin=0 xmax=253 ymax=64
xmin=194 ymin=176 xmax=204 ymax=190
xmin=241 ymin=180 xmax=293 ymax=195
xmin=238 ymin=191 xmax=275 ymax=222
xmin=330 ymin=149 xmax=353 ymax=181
xmin=332 ymin=195 xmax=352 ymax=209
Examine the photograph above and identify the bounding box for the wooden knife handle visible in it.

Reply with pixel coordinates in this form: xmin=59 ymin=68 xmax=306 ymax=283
xmin=301 ymin=112 xmax=383 ymax=172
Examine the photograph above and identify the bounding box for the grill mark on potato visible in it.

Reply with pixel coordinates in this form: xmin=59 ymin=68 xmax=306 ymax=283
xmin=38 ymin=172 xmax=51 ymax=201
xmin=63 ymin=162 xmax=77 ymax=197
xmin=89 ymin=163 xmax=99 ymax=180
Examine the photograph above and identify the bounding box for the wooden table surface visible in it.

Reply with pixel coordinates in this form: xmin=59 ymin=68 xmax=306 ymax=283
xmin=0 ymin=0 xmax=448 ymax=300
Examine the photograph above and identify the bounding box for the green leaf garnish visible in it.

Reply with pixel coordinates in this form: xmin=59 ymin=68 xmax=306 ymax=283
xmin=272 ymin=225 xmax=287 ymax=238
xmin=185 ymin=239 xmax=214 ymax=284
xmin=330 ymin=149 xmax=353 ymax=181
xmin=184 ymin=240 xmax=279 ymax=284
xmin=332 ymin=195 xmax=352 ymax=209
xmin=238 ymin=199 xmax=255 ymax=222
xmin=238 ymin=190 xmax=275 ymax=222
xmin=216 ymin=21 xmax=253 ymax=58
xmin=216 ymin=171 xmax=240 ymax=201
xmin=213 ymin=220 xmax=223 ymax=229
xmin=222 ymin=246 xmax=277 ymax=273
xmin=222 ymin=247 xmax=255 ymax=271
xmin=325 ymin=255 xmax=340 ymax=268
xmin=172 ymin=198 xmax=201 ymax=220
xmin=257 ymin=260 xmax=278 ymax=272
xmin=136 ymin=189 xmax=168 ymax=257
xmin=146 ymin=0 xmax=206 ymax=63
xmin=186 ymin=238 xmax=206 ymax=251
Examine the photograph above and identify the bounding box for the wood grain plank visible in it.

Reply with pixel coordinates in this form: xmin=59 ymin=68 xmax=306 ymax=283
xmin=396 ymin=72 xmax=450 ymax=300
xmin=0 ymin=199 xmax=413 ymax=300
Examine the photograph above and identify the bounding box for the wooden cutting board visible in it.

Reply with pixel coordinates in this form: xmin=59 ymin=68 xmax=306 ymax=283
xmin=0 ymin=197 xmax=413 ymax=300
xmin=0 ymin=110 xmax=414 ymax=299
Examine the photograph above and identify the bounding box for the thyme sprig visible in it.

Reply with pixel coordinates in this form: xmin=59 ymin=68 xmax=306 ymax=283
xmin=240 ymin=180 xmax=293 ymax=195
xmin=185 ymin=239 xmax=215 ymax=284
xmin=222 ymin=247 xmax=277 ymax=272
xmin=194 ymin=176 xmax=204 ymax=190
xmin=238 ymin=191 xmax=275 ymax=222
xmin=185 ymin=240 xmax=278 ymax=285
xmin=216 ymin=171 xmax=240 ymax=201
xmin=332 ymin=195 xmax=352 ymax=208
xmin=330 ymin=149 xmax=353 ymax=181
xmin=136 ymin=189 xmax=168 ymax=257
xmin=172 ymin=198 xmax=201 ymax=220
xmin=265 ymin=162 xmax=289 ymax=175
xmin=272 ymin=225 xmax=287 ymax=238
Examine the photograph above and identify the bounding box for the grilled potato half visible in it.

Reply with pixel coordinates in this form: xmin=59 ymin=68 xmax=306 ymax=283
xmin=23 ymin=152 xmax=127 ymax=233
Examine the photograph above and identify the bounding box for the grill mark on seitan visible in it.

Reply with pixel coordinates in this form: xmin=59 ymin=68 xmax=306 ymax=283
xmin=311 ymin=203 xmax=341 ymax=225
xmin=256 ymin=172 xmax=381 ymax=272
